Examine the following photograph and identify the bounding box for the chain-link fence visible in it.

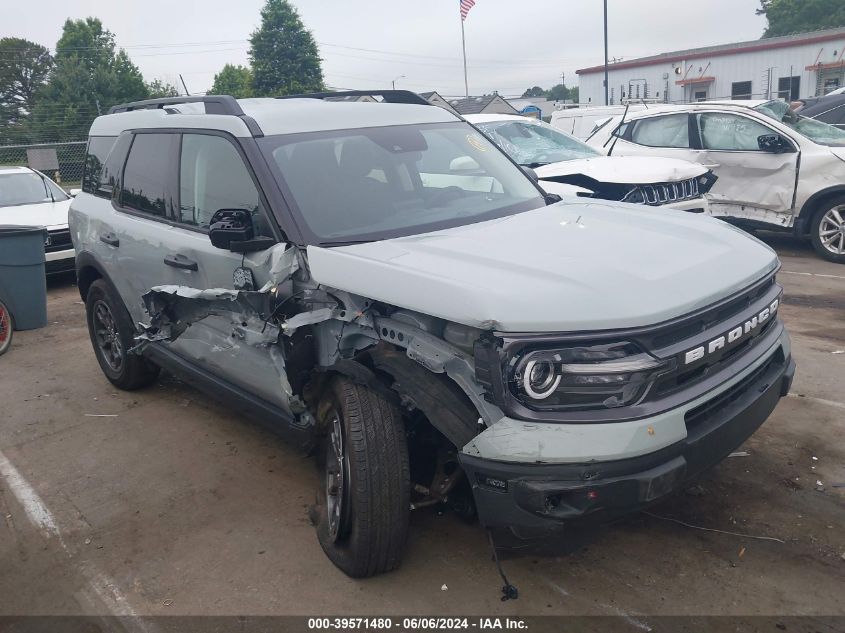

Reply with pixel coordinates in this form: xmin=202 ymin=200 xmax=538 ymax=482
xmin=0 ymin=141 xmax=87 ymax=189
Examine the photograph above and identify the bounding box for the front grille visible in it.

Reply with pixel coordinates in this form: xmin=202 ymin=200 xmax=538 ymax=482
xmin=643 ymin=274 xmax=782 ymax=402
xmin=652 ymin=317 xmax=778 ymax=398
xmin=45 ymin=229 xmax=72 ymax=253
xmin=684 ymin=347 xmax=784 ymax=431
xmin=626 ymin=177 xmax=701 ymax=206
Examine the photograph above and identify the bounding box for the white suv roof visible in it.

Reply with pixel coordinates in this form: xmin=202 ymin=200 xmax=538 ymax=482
xmin=89 ymin=94 xmax=459 ymax=138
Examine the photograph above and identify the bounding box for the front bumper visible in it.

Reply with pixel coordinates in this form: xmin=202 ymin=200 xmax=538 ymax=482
xmin=45 ymin=248 xmax=75 ymax=274
xmin=459 ymin=335 xmax=795 ymax=539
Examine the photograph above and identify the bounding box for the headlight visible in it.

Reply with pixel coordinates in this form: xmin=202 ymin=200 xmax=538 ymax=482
xmin=510 ymin=342 xmax=674 ymax=411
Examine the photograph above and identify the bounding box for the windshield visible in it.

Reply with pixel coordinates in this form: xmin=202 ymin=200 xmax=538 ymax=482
xmin=0 ymin=171 xmax=69 ymax=207
xmin=260 ymin=122 xmax=545 ymax=244
xmin=754 ymin=100 xmax=845 ymax=147
xmin=473 ymin=119 xmax=600 ymax=166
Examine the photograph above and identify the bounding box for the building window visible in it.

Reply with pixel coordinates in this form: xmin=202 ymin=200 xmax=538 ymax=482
xmin=731 ymin=81 xmax=753 ymax=100
xmin=694 ymin=90 xmax=707 ymax=102
xmin=777 ymin=76 xmax=800 ymax=101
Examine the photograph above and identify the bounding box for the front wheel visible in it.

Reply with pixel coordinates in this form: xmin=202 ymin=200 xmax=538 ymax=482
xmin=811 ymin=198 xmax=845 ymax=263
xmin=314 ymin=377 xmax=410 ymax=578
xmin=85 ymin=279 xmax=160 ymax=390
xmin=0 ymin=301 xmax=13 ymax=356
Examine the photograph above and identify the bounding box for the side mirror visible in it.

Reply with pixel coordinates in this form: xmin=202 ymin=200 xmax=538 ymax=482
xmin=209 ymin=209 xmax=254 ymax=251
xmin=68 ymin=188 xmax=81 ymax=197
xmin=449 ymin=156 xmax=481 ymax=171
xmin=521 ymin=165 xmax=540 ymax=182
xmin=758 ymin=133 xmax=789 ymax=153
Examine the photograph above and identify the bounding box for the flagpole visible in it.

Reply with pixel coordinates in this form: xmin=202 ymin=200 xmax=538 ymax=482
xmin=460 ymin=13 xmax=469 ymax=97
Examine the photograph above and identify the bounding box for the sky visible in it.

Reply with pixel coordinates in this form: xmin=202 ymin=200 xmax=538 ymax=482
xmin=3 ymin=0 xmax=768 ymax=97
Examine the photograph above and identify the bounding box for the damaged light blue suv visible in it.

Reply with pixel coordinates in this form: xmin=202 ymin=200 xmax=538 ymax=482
xmin=69 ymin=91 xmax=795 ymax=579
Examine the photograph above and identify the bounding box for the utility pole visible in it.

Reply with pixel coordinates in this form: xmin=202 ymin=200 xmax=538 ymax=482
xmin=603 ymin=0 xmax=609 ymax=106
xmin=461 ymin=14 xmax=469 ymax=97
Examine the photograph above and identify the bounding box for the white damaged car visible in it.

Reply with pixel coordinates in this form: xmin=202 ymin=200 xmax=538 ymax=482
xmin=586 ymin=100 xmax=845 ymax=263
xmin=465 ymin=113 xmax=716 ymax=211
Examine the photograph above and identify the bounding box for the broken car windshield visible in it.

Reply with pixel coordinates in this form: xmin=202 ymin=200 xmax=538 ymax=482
xmin=259 ymin=122 xmax=545 ymax=245
xmin=474 ymin=120 xmax=600 ymax=165
xmin=755 ymin=100 xmax=845 ymax=147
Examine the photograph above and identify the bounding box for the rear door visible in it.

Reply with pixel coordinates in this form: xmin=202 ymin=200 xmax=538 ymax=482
xmin=690 ymin=111 xmax=799 ymax=220
xmin=605 ymin=112 xmax=700 ymax=162
xmin=112 ymin=130 xmax=292 ymax=409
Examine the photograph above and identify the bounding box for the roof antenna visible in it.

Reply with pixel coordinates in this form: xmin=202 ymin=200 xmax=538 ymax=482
xmin=179 ymin=74 xmax=190 ymax=96
xmin=487 ymin=530 xmax=518 ymax=602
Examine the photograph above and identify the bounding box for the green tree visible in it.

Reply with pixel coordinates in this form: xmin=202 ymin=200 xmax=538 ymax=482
xmin=146 ymin=79 xmax=180 ymax=98
xmin=0 ymin=38 xmax=53 ymax=128
xmin=211 ymin=64 xmax=254 ymax=98
xmin=249 ymin=0 xmax=324 ymax=96
xmin=521 ymin=86 xmax=545 ymax=98
xmin=545 ymin=83 xmax=571 ymax=101
xmin=758 ymin=0 xmax=845 ymax=37
xmin=30 ymin=18 xmax=147 ymax=141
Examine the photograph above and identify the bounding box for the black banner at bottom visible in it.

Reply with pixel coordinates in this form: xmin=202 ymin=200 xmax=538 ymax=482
xmin=0 ymin=616 xmax=842 ymax=633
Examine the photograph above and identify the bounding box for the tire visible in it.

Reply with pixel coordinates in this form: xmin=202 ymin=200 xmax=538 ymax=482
xmin=85 ymin=279 xmax=160 ymax=390
xmin=810 ymin=196 xmax=845 ymax=264
xmin=0 ymin=300 xmax=13 ymax=356
xmin=314 ymin=377 xmax=410 ymax=578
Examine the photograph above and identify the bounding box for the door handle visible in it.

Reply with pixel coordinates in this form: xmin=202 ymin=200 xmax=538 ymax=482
xmin=99 ymin=232 xmax=119 ymax=247
xmin=163 ymin=254 xmax=198 ymax=271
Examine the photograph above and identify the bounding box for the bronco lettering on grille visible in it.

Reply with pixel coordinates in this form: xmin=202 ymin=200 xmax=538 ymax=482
xmin=684 ymin=299 xmax=779 ymax=365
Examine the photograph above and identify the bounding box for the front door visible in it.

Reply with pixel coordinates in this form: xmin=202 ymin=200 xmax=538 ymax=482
xmin=112 ymin=130 xmax=293 ymax=411
xmin=689 ymin=111 xmax=799 ymax=223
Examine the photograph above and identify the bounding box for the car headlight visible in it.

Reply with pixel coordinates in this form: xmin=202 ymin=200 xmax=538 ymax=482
xmin=509 ymin=342 xmax=674 ymax=411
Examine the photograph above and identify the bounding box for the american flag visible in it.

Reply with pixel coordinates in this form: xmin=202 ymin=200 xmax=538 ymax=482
xmin=460 ymin=0 xmax=476 ymax=21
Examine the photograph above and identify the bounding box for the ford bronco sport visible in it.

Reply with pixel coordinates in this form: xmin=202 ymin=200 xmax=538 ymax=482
xmin=70 ymin=91 xmax=795 ymax=579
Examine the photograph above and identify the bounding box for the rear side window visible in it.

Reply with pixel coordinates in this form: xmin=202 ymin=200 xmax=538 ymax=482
xmin=97 ymin=133 xmax=132 ymax=200
xmin=82 ymin=136 xmax=116 ymax=195
xmin=120 ymin=134 xmax=178 ymax=217
xmin=178 ymin=134 xmax=265 ymax=231
xmin=631 ymin=114 xmax=690 ymax=148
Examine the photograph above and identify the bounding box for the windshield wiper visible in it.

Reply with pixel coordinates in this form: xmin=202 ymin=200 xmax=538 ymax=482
xmin=524 ymin=161 xmax=550 ymax=168
xmin=319 ymin=238 xmax=375 ymax=247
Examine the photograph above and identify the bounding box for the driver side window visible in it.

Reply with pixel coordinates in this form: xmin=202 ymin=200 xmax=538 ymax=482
xmin=696 ymin=113 xmax=775 ymax=151
xmin=178 ymin=134 xmax=272 ymax=236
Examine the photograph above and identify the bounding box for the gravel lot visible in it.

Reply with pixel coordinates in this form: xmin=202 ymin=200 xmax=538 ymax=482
xmin=1 ymin=232 xmax=843 ymax=621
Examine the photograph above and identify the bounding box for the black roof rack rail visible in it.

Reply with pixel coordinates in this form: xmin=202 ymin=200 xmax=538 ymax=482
xmin=275 ymin=90 xmax=431 ymax=106
xmin=106 ymin=95 xmax=263 ymax=137
xmin=108 ymin=95 xmax=245 ymax=115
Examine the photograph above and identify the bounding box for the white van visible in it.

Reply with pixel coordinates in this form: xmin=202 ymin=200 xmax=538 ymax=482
xmin=550 ymin=104 xmax=657 ymax=139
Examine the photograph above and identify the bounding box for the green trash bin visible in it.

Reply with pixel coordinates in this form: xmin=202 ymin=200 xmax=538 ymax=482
xmin=0 ymin=225 xmax=48 ymax=331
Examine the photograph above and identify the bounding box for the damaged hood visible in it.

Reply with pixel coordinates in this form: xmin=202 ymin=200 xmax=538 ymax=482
xmin=534 ymin=156 xmax=708 ymax=185
xmin=307 ymin=202 xmax=778 ymax=332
